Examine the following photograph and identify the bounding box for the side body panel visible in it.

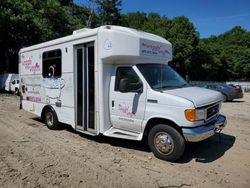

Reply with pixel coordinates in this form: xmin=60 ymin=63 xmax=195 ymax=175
xmin=20 ymin=36 xmax=98 ymax=132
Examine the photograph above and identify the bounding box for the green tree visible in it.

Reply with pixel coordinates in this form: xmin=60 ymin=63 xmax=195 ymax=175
xmin=0 ymin=0 xmax=85 ymax=73
xmin=166 ymin=16 xmax=199 ymax=77
xmin=190 ymin=42 xmax=229 ymax=81
xmin=59 ymin=0 xmax=73 ymax=6
xmin=122 ymin=11 xmax=147 ymax=30
xmin=93 ymin=0 xmax=122 ymax=25
xmin=202 ymin=26 xmax=250 ymax=80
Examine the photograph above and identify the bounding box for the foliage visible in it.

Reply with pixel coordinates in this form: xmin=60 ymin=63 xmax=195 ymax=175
xmin=202 ymin=26 xmax=250 ymax=80
xmin=122 ymin=11 xmax=147 ymax=30
xmin=0 ymin=0 xmax=86 ymax=73
xmin=0 ymin=0 xmax=249 ymax=81
xmin=92 ymin=0 xmax=122 ymax=25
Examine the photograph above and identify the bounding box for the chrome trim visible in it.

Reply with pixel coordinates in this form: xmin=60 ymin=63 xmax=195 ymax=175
xmin=196 ymin=102 xmax=221 ymax=122
xmin=154 ymin=132 xmax=174 ymax=155
xmin=206 ymin=103 xmax=220 ymax=120
xmin=183 ymin=115 xmax=226 ymax=142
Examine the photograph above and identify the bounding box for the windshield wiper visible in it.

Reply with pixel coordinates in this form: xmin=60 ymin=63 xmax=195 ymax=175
xmin=155 ymin=84 xmax=189 ymax=90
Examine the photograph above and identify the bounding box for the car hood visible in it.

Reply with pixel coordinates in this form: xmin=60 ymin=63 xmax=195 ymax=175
xmin=163 ymin=86 xmax=223 ymax=107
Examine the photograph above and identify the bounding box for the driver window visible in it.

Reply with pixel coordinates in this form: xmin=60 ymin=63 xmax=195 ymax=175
xmin=115 ymin=67 xmax=139 ymax=92
xmin=12 ymin=80 xmax=16 ymax=84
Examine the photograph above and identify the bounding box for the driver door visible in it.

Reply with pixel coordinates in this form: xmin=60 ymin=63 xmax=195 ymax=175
xmin=109 ymin=66 xmax=146 ymax=132
xmin=11 ymin=80 xmax=16 ymax=92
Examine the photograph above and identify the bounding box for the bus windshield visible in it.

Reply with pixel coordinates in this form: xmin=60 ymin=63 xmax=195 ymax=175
xmin=136 ymin=63 xmax=188 ymax=90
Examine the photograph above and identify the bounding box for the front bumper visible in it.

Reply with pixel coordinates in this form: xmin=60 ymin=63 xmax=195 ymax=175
xmin=182 ymin=115 xmax=227 ymax=142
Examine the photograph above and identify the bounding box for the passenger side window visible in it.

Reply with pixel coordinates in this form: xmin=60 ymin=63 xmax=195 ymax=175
xmin=42 ymin=49 xmax=62 ymax=78
xmin=115 ymin=67 xmax=139 ymax=91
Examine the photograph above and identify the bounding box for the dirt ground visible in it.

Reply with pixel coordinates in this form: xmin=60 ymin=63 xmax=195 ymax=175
xmin=0 ymin=94 xmax=249 ymax=188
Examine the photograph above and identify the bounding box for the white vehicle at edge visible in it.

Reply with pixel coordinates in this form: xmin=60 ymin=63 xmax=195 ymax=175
xmin=3 ymin=74 xmax=19 ymax=94
xmin=19 ymin=25 xmax=226 ymax=161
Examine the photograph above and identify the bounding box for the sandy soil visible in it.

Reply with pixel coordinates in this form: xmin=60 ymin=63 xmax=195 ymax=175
xmin=0 ymin=93 xmax=250 ymax=188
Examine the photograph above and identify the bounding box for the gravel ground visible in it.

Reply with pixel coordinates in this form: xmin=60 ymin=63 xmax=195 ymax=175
xmin=0 ymin=93 xmax=249 ymax=188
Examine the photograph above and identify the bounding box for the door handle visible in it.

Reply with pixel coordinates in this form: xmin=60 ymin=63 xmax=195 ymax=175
xmin=112 ymin=100 xmax=114 ymax=107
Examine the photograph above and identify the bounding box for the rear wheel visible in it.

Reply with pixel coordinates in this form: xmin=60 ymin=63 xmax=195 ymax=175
xmin=44 ymin=109 xmax=60 ymax=130
xmin=148 ymin=124 xmax=185 ymax=161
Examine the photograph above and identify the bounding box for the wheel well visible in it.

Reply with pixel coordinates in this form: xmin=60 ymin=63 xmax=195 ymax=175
xmin=221 ymin=92 xmax=227 ymax=97
xmin=143 ymin=118 xmax=182 ymax=136
xmin=221 ymin=92 xmax=228 ymax=101
xmin=41 ymin=105 xmax=54 ymax=122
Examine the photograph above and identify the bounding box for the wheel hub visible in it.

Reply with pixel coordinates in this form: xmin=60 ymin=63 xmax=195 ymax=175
xmin=154 ymin=132 xmax=174 ymax=155
xmin=45 ymin=112 xmax=54 ymax=127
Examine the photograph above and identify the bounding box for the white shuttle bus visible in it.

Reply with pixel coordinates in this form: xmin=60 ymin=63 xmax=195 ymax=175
xmin=19 ymin=26 xmax=226 ymax=161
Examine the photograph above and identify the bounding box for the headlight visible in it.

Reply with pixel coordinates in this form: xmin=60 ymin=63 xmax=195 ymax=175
xmin=196 ymin=109 xmax=206 ymax=120
xmin=185 ymin=109 xmax=206 ymax=122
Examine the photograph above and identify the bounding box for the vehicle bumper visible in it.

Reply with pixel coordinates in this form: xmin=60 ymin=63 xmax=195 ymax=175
xmin=228 ymin=93 xmax=243 ymax=101
xmin=182 ymin=115 xmax=226 ymax=142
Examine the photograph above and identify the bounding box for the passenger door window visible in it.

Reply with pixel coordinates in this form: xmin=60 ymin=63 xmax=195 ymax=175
xmin=115 ymin=67 xmax=140 ymax=92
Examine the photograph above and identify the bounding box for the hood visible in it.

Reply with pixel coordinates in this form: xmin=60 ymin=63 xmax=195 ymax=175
xmin=163 ymin=86 xmax=223 ymax=107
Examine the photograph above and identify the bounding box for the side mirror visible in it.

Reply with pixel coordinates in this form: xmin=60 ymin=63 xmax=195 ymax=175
xmin=119 ymin=78 xmax=143 ymax=93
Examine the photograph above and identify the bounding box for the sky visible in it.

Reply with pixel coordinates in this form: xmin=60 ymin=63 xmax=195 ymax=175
xmin=77 ymin=0 xmax=250 ymax=38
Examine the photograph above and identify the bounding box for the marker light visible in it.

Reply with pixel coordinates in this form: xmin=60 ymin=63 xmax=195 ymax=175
xmin=185 ymin=109 xmax=206 ymax=122
xmin=185 ymin=109 xmax=196 ymax=122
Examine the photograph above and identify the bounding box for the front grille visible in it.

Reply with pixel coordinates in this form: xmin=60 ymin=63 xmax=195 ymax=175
xmin=206 ymin=104 xmax=219 ymax=119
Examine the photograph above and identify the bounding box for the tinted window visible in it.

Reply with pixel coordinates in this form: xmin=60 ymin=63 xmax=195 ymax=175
xmin=115 ymin=67 xmax=139 ymax=91
xmin=87 ymin=46 xmax=95 ymax=129
xmin=42 ymin=49 xmax=62 ymax=78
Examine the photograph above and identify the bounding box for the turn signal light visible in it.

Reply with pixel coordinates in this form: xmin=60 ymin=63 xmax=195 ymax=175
xmin=185 ymin=109 xmax=196 ymax=122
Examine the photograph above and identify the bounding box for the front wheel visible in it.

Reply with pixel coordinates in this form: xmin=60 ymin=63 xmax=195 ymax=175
xmin=14 ymin=88 xmax=19 ymax=96
xmin=148 ymin=124 xmax=185 ymax=161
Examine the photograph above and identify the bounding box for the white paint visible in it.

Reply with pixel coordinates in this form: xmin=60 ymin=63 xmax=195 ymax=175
xmin=2 ymin=74 xmax=19 ymax=92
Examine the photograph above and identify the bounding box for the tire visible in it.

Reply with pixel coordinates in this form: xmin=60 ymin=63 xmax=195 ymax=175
xmin=222 ymin=94 xmax=228 ymax=102
xmin=44 ymin=108 xmax=60 ymax=130
xmin=15 ymin=88 xmax=19 ymax=96
xmin=148 ymin=124 xmax=185 ymax=162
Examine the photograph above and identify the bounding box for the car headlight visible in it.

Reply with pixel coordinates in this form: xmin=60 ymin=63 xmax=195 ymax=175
xmin=185 ymin=109 xmax=206 ymax=122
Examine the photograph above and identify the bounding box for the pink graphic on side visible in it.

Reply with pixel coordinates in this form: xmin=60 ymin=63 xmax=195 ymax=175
xmin=30 ymin=63 xmax=40 ymax=74
xmin=141 ymin=42 xmax=170 ymax=56
xmin=22 ymin=55 xmax=40 ymax=74
xmin=118 ymin=104 xmax=136 ymax=117
xmin=27 ymin=96 xmax=41 ymax=102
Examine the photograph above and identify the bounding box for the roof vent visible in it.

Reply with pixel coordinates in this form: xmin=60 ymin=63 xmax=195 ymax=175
xmin=73 ymin=28 xmax=92 ymax=34
xmin=105 ymin=25 xmax=111 ymax=29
